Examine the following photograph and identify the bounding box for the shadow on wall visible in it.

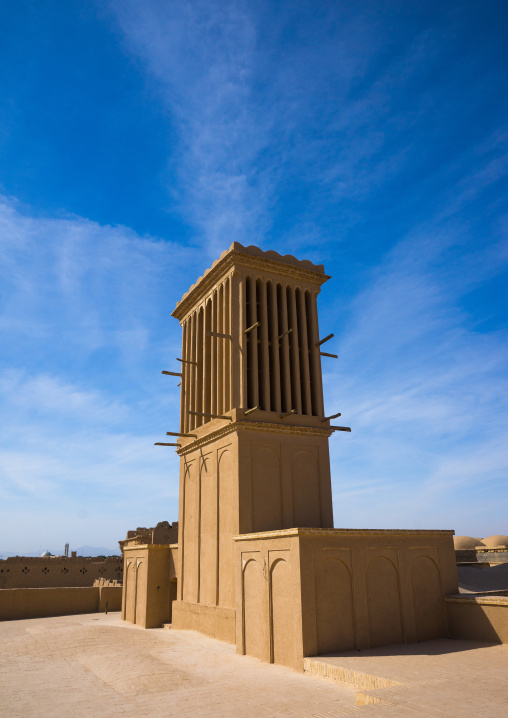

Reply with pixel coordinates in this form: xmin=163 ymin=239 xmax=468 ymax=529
xmin=458 ymin=565 xmax=508 ymax=593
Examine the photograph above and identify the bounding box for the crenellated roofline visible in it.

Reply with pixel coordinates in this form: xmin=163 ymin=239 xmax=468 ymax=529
xmin=172 ymin=242 xmax=330 ymax=320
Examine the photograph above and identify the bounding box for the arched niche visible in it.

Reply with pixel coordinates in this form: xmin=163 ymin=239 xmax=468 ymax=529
xmin=411 ymin=555 xmax=446 ymax=641
xmin=199 ymin=454 xmax=216 ymax=606
xmin=315 ymin=556 xmax=355 ymax=653
xmin=183 ymin=462 xmax=199 ymax=603
xmin=292 ymin=450 xmax=320 ymax=527
xmin=243 ymin=558 xmax=265 ymax=660
xmin=218 ymin=449 xmax=235 ymax=608
xmin=270 ymin=558 xmax=295 ymax=667
xmin=252 ymin=447 xmax=281 ymax=532
xmin=366 ymin=556 xmax=403 ymax=648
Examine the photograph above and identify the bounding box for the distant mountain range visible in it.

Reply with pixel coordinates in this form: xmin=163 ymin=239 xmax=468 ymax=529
xmin=0 ymin=545 xmax=122 ymax=559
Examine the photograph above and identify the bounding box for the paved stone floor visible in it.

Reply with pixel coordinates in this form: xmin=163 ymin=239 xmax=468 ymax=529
xmin=0 ymin=613 xmax=507 ymax=718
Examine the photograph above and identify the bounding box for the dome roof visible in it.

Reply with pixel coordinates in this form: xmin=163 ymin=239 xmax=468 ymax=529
xmin=40 ymin=550 xmax=53 ymax=557
xmin=453 ymin=536 xmax=485 ymax=550
xmin=482 ymin=535 xmax=508 ymax=549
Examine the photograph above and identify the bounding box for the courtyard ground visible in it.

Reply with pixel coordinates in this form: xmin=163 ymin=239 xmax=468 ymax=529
xmin=0 ymin=612 xmax=506 ymax=717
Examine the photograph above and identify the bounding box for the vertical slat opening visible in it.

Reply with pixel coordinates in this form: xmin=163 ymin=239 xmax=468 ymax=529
xmin=211 ymin=292 xmax=217 ymax=416
xmin=297 ymin=287 xmax=312 ymax=416
xmin=305 ymin=290 xmax=316 ymax=416
xmin=196 ymin=308 xmax=204 ymax=427
xmin=278 ymin=283 xmax=290 ymax=413
xmin=180 ymin=320 xmax=188 ymax=433
xmin=188 ymin=312 xmax=196 ymax=431
xmin=310 ymin=292 xmax=325 ymax=417
xmin=246 ymin=276 xmax=259 ymax=409
xmin=287 ymin=286 xmax=302 ymax=413
xmin=256 ymin=278 xmax=265 ymax=410
xmin=217 ymin=284 xmax=224 ymax=416
xmin=246 ymin=276 xmax=252 ymax=408
xmin=259 ymin=278 xmax=271 ymax=411
xmin=266 ymin=281 xmax=276 ymax=412
xmin=204 ymin=301 xmax=212 ymax=419
xmin=295 ymin=288 xmax=307 ymax=414
xmin=224 ymin=277 xmax=231 ymax=412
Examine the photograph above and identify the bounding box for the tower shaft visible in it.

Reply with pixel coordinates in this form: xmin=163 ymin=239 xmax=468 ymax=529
xmin=171 ymin=244 xmax=334 ymax=641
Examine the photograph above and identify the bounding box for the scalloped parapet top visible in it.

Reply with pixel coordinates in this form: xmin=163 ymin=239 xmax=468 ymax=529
xmin=173 ymin=242 xmax=327 ymax=316
xmin=229 ymin=243 xmax=326 ymax=274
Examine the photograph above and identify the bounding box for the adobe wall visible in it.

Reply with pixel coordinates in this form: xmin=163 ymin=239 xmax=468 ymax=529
xmin=122 ymin=544 xmax=177 ymax=629
xmin=0 ymin=585 xmax=122 ymax=621
xmin=176 ymin=431 xmax=240 ymax=631
xmin=476 ymin=550 xmax=508 ymax=565
xmin=99 ymin=585 xmax=122 ymax=612
xmin=170 ymin=243 xmax=335 ymax=645
xmin=0 ymin=556 xmax=123 ymax=589
xmin=123 ymin=520 xmax=178 ymax=546
xmin=446 ymin=595 xmax=508 ymax=643
xmin=173 ymin=423 xmax=333 ymax=643
xmin=234 ymin=528 xmax=458 ymax=671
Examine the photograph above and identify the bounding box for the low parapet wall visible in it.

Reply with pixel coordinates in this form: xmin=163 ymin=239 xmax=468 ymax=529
xmin=0 ymin=555 xmax=123 ymax=589
xmin=446 ymin=594 xmax=508 ymax=644
xmin=0 ymin=586 xmax=122 ymax=621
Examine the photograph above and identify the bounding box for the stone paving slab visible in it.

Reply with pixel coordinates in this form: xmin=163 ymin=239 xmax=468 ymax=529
xmin=0 ymin=613 xmax=507 ymax=718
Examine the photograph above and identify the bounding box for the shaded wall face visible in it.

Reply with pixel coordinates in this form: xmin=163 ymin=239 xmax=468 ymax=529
xmin=446 ymin=597 xmax=508 ymax=644
xmin=176 ymin=429 xmax=333 ymax=621
xmin=0 ymin=557 xmax=123 ymax=589
xmin=152 ymin=522 xmax=179 ymax=545
xmin=0 ymin=586 xmax=122 ymax=621
xmin=122 ymin=546 xmax=174 ymax=629
xmin=411 ymin=555 xmax=447 ymax=641
xmin=239 ymin=432 xmax=333 ymax=534
xmin=314 ymin=556 xmax=355 ymax=654
xmin=237 ymin=540 xmax=303 ymax=669
xmin=366 ymin=556 xmax=404 ymax=647
xmin=235 ymin=530 xmax=458 ymax=671
xmin=178 ymin=436 xmax=239 ymax=612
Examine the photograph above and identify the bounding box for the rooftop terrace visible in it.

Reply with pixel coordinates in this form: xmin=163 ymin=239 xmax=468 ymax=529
xmin=0 ymin=612 xmax=507 ymax=717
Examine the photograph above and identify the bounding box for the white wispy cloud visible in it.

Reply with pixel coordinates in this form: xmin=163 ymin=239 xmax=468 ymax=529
xmin=109 ymin=0 xmax=269 ymax=255
xmin=0 ymin=371 xmax=128 ymax=423
xmin=325 ymin=181 xmax=508 ymax=535
xmin=0 ymin=197 xmax=190 ymax=551
xmin=0 ymin=195 xmax=191 ymax=357
xmin=108 ymin=1 xmax=438 ymax=256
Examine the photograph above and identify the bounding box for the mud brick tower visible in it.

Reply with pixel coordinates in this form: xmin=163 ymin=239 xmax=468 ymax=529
xmin=170 ymin=243 xmax=337 ymax=641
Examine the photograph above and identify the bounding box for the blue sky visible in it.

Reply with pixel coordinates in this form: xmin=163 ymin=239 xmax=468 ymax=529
xmin=1 ymin=1 xmax=507 ymax=554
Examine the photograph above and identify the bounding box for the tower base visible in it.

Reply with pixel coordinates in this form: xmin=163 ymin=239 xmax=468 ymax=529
xmin=171 ymin=600 xmax=236 ymax=644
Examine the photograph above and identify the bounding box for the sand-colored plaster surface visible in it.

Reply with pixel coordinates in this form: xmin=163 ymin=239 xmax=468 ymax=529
xmin=0 ymin=612 xmax=358 ymax=718
xmin=1 ymin=613 xmax=507 ymax=717
xmin=306 ymin=640 xmax=508 ymax=716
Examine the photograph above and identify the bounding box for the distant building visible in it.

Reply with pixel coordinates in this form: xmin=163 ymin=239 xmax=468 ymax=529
xmin=454 ymin=535 xmax=508 ymax=566
xmin=119 ymin=520 xmax=178 ymax=550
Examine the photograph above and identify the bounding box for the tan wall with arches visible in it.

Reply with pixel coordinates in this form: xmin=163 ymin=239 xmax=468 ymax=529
xmin=234 ymin=528 xmax=457 ymax=671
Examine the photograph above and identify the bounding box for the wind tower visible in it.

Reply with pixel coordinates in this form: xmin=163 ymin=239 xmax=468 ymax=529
xmin=168 ymin=243 xmax=345 ymax=642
